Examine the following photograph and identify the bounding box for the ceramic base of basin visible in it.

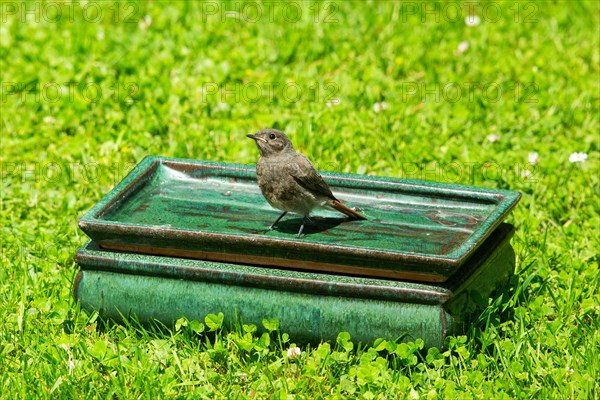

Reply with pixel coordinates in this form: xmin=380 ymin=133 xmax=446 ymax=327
xmin=73 ymin=224 xmax=515 ymax=348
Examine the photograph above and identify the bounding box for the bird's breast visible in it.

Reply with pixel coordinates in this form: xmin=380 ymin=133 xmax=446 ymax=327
xmin=255 ymin=157 xmax=317 ymax=215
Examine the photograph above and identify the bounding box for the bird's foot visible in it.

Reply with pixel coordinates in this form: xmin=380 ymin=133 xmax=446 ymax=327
xmin=296 ymin=216 xmax=311 ymax=238
xmin=269 ymin=211 xmax=288 ymax=231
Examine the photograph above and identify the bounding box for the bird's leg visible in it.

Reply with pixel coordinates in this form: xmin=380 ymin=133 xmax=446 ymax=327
xmin=297 ymin=216 xmax=311 ymax=238
xmin=269 ymin=211 xmax=288 ymax=230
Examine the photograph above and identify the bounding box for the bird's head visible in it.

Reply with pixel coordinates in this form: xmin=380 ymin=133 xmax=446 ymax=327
xmin=247 ymin=128 xmax=295 ymax=157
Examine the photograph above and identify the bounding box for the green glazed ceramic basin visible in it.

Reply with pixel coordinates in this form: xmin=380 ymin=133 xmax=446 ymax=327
xmin=78 ymin=156 xmax=520 ymax=282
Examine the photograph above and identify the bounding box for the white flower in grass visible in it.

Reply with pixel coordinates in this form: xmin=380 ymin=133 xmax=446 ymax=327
xmin=528 ymin=152 xmax=539 ymax=165
xmin=139 ymin=15 xmax=152 ymax=31
xmin=213 ymin=101 xmax=230 ymax=113
xmin=486 ymin=133 xmax=500 ymax=143
xmin=326 ymin=98 xmax=340 ymax=107
xmin=373 ymin=101 xmax=389 ymax=113
xmin=97 ymin=28 xmax=105 ymax=41
xmin=465 ymin=15 xmax=481 ymax=27
xmin=286 ymin=346 xmax=301 ymax=359
xmin=569 ymin=152 xmax=588 ymax=163
xmin=565 ymin=365 xmax=574 ymax=376
xmin=456 ymin=41 xmax=469 ymax=54
xmin=43 ymin=116 xmax=56 ymax=124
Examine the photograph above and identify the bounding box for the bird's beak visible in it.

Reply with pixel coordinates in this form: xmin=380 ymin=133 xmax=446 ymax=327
xmin=246 ymin=133 xmax=267 ymax=143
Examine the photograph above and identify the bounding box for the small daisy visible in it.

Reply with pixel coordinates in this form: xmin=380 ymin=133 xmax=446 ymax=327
xmin=486 ymin=133 xmax=500 ymax=143
xmin=465 ymin=15 xmax=481 ymax=27
xmin=43 ymin=116 xmax=56 ymax=124
xmin=569 ymin=152 xmax=588 ymax=163
xmin=97 ymin=29 xmax=105 ymax=40
xmin=326 ymin=98 xmax=340 ymax=107
xmin=373 ymin=101 xmax=389 ymax=113
xmin=456 ymin=41 xmax=469 ymax=54
xmin=286 ymin=346 xmax=301 ymax=359
xmin=528 ymin=152 xmax=539 ymax=165
xmin=139 ymin=15 xmax=152 ymax=31
xmin=213 ymin=102 xmax=230 ymax=113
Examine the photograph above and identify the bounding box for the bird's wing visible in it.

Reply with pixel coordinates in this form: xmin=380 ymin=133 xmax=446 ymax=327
xmin=286 ymin=154 xmax=336 ymax=200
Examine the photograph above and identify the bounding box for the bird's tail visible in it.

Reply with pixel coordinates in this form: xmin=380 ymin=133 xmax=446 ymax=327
xmin=329 ymin=199 xmax=367 ymax=220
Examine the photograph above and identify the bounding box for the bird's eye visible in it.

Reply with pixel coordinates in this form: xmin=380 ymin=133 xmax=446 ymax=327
xmin=269 ymin=133 xmax=276 ymax=140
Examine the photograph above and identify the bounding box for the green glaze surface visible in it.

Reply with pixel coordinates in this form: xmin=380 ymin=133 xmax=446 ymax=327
xmin=75 ymin=241 xmax=453 ymax=305
xmin=79 ymin=156 xmax=520 ymax=282
xmin=76 ymin=269 xmax=450 ymax=347
xmin=74 ymin=224 xmax=516 ymax=348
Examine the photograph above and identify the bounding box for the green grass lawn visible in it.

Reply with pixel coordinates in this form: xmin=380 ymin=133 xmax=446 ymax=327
xmin=1 ymin=0 xmax=599 ymax=398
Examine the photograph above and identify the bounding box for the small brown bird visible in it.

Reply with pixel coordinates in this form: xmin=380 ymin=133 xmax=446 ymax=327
xmin=247 ymin=128 xmax=366 ymax=237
